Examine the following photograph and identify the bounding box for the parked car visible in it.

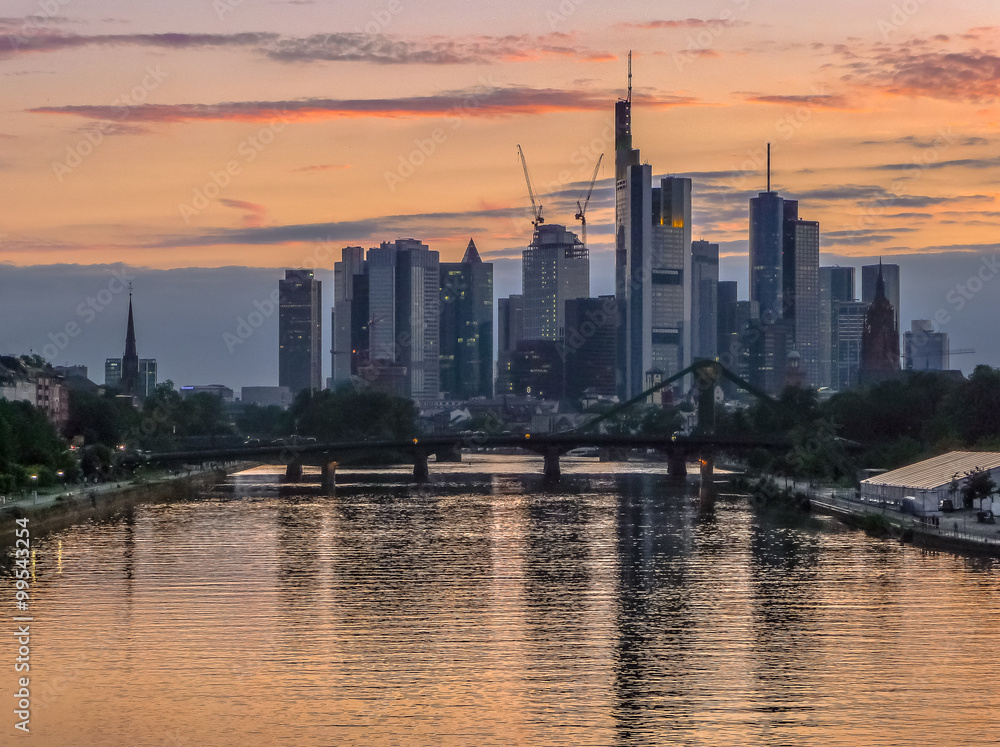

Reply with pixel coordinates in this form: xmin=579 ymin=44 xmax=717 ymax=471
xmin=976 ymin=510 xmax=996 ymax=524
xmin=939 ymin=498 xmax=955 ymax=513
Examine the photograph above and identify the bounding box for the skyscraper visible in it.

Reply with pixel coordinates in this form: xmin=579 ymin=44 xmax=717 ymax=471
xmin=749 ymin=189 xmax=785 ymax=324
xmin=834 ymin=301 xmax=867 ymax=390
xmin=521 ymin=223 xmax=589 ymax=341
xmin=278 ymin=269 xmax=322 ymax=396
xmin=691 ymin=239 xmax=719 ymax=361
xmin=331 ymin=246 xmax=366 ymax=388
xmin=365 ymin=239 xmax=440 ymax=403
xmin=440 ymin=238 xmax=493 ymax=399
xmin=819 ymin=266 xmax=855 ymax=387
xmin=904 ymin=320 xmax=950 ymax=371
xmin=563 ymin=295 xmax=617 ymax=399
xmin=782 ymin=200 xmax=820 ymax=385
xmin=497 ymin=294 xmax=525 ymax=395
xmin=614 ymin=60 xmax=693 ymax=399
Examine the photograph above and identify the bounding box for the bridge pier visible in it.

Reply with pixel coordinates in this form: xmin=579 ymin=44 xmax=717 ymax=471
xmin=284 ymin=459 xmax=303 ymax=482
xmin=667 ymin=451 xmax=687 ymax=478
xmin=543 ymin=447 xmax=561 ymax=481
xmin=699 ymin=452 xmax=716 ymax=507
xmin=321 ymin=461 xmax=337 ymax=492
xmin=413 ymin=448 xmax=429 ymax=483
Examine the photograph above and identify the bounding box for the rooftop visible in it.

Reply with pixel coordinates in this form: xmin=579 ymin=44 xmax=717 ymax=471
xmin=861 ymin=451 xmax=1000 ymax=490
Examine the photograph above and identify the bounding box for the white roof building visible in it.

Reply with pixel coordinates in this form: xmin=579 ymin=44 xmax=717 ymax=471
xmin=860 ymin=451 xmax=1000 ymax=512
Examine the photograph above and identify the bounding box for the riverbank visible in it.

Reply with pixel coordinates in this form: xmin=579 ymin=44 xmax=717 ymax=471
xmin=0 ymin=463 xmax=254 ymax=544
xmin=733 ymin=474 xmax=1000 ymax=557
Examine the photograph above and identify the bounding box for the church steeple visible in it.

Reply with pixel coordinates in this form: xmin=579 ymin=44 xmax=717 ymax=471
xmin=121 ymin=287 xmax=140 ymax=398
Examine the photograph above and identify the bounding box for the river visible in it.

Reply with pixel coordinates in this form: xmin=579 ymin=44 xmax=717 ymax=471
xmin=3 ymin=455 xmax=999 ymax=746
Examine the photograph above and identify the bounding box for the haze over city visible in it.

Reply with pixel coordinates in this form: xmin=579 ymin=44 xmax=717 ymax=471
xmin=3 ymin=0 xmax=1000 ymax=388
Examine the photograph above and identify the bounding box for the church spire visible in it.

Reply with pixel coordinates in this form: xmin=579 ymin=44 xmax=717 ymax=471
xmin=121 ymin=285 xmax=140 ymax=398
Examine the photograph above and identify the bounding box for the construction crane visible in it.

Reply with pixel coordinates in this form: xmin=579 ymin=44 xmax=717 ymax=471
xmin=517 ymin=144 xmax=544 ymax=227
xmin=574 ymin=153 xmax=603 ymax=249
xmin=949 ymin=348 xmax=976 ymax=356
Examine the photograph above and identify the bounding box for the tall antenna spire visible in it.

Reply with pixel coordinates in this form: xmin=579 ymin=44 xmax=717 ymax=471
xmin=766 ymin=142 xmax=771 ymax=192
xmin=627 ymin=50 xmax=632 ymax=103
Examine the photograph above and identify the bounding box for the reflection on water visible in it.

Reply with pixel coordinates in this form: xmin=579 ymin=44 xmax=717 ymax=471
xmin=3 ymin=456 xmax=999 ymax=746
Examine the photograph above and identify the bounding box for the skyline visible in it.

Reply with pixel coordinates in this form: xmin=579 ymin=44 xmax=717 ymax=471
xmin=3 ymin=0 xmax=1000 ymax=387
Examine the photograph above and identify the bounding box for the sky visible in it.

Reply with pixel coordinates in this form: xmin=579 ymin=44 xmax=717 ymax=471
xmin=2 ymin=0 xmax=1000 ymax=390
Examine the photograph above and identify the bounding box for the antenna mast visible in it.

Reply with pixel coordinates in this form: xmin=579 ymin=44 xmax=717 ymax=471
xmin=766 ymin=142 xmax=771 ymax=192
xmin=627 ymin=50 xmax=632 ymax=103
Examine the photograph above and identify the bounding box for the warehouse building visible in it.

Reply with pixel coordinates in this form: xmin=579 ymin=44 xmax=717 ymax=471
xmin=860 ymin=451 xmax=1000 ymax=514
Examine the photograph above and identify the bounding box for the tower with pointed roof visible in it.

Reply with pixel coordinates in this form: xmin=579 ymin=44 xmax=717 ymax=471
xmin=120 ymin=290 xmax=140 ymax=399
xmin=860 ymin=260 xmax=901 ymax=383
xmin=440 ymin=238 xmax=493 ymax=399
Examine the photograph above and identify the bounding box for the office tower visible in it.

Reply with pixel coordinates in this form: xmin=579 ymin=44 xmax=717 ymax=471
xmin=497 ymin=294 xmax=525 ymax=395
xmin=440 ymin=239 xmax=494 ymax=399
xmin=350 ymin=272 xmax=370 ymax=377
xmin=278 ymin=269 xmax=322 ymax=396
xmin=614 ymin=57 xmax=694 ymax=400
xmin=716 ymin=281 xmax=739 ymax=364
xmin=834 ymin=301 xmax=867 ymax=390
xmin=120 ymin=292 xmax=140 ymax=398
xmin=749 ymin=189 xmax=785 ymax=324
xmin=365 ymin=239 xmax=440 ymax=403
xmin=862 ymin=262 xmax=901 ymax=341
xmin=138 ymin=359 xmax=157 ymax=399
xmin=819 ymin=266 xmax=855 ymax=387
xmin=522 ymin=223 xmax=589 ymax=341
xmin=563 ymin=295 xmax=618 ymax=399
xmin=105 ymin=358 xmax=122 ymax=389
xmin=734 ymin=300 xmax=760 ymax=384
xmin=782 ymin=201 xmax=820 ymax=385
xmin=331 ymin=246 xmax=366 ymax=387
xmin=747 ymin=319 xmax=791 ymax=395
xmin=904 ymin=320 xmax=950 ymax=371
xmin=509 ymin=340 xmax=563 ymax=399
xmin=860 ymin=262 xmax=901 ymax=384
xmin=691 ymin=240 xmax=719 ymax=361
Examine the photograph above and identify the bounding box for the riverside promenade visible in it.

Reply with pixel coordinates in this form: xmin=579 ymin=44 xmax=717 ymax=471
xmin=804 ymin=484 xmax=1000 ymax=555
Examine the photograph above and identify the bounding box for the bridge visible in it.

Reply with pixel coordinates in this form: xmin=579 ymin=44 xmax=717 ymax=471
xmin=143 ymin=362 xmax=796 ymax=496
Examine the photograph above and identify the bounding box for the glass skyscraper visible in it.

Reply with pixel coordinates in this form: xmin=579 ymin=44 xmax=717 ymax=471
xmin=278 ymin=269 xmax=322 ymax=396
xmin=521 ymin=223 xmax=589 ymax=342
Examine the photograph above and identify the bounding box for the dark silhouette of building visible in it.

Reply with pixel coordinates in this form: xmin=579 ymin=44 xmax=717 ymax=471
xmin=120 ymin=292 xmax=140 ymax=398
xmin=781 ymin=200 xmax=820 ymax=384
xmin=509 ymin=339 xmax=563 ymax=400
xmin=819 ymin=266 xmax=855 ymax=387
xmin=278 ymin=269 xmax=322 ymax=396
xmin=497 ymin=294 xmax=525 ymax=394
xmin=691 ymin=239 xmax=719 ymax=361
xmin=860 ymin=261 xmax=900 ymax=384
xmin=563 ymin=296 xmax=617 ymax=399
xmin=331 ymin=246 xmax=366 ymax=388
xmin=904 ymin=320 xmax=950 ymax=371
xmin=440 ymin=238 xmax=493 ymax=399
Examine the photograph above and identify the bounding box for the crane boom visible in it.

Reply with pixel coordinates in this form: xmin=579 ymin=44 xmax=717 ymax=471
xmin=574 ymin=153 xmax=603 ymax=249
xmin=517 ymin=144 xmax=543 ymax=226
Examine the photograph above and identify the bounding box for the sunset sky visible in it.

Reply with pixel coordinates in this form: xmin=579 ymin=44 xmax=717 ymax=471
xmin=2 ymin=0 xmax=1000 ymax=388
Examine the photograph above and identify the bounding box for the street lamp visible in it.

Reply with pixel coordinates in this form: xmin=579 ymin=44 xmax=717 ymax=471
xmin=30 ymin=474 xmax=37 ymax=503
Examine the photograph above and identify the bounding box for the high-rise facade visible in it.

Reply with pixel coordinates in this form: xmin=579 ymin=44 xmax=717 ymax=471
xmin=782 ymin=201 xmax=820 ymax=385
xmin=497 ymin=294 xmax=525 ymax=395
xmin=522 ymin=223 xmax=588 ymax=341
xmin=691 ymin=239 xmax=719 ymax=361
xmin=278 ymin=269 xmax=322 ymax=396
xmin=834 ymin=301 xmax=867 ymax=390
xmin=903 ymin=320 xmax=950 ymax=371
xmin=440 ymin=239 xmax=493 ymax=399
xmin=563 ymin=295 xmax=617 ymax=399
xmin=746 ymin=167 xmax=821 ymax=393
xmin=819 ymin=266 xmax=855 ymax=387
xmin=614 ymin=63 xmax=693 ymax=400
xmin=331 ymin=246 xmax=366 ymax=387
xmin=365 ymin=239 xmax=440 ymax=403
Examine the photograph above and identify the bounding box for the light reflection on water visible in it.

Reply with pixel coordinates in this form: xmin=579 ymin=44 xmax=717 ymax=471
xmin=3 ymin=456 xmax=1000 ymax=746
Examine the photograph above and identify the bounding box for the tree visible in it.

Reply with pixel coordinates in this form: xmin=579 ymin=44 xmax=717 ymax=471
xmin=960 ymin=467 xmax=996 ymax=510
